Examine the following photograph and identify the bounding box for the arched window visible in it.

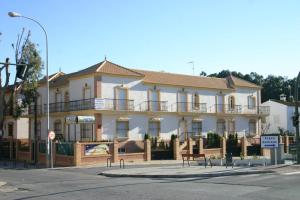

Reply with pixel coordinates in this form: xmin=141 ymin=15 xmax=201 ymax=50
xmin=248 ymin=95 xmax=256 ymax=109
xmin=228 ymin=96 xmax=235 ymax=110
xmin=193 ymin=93 xmax=200 ymax=110
xmin=249 ymin=119 xmax=257 ymax=136
xmin=83 ymin=83 xmax=91 ymax=99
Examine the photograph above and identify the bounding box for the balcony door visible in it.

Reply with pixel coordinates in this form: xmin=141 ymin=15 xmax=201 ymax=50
xmin=150 ymin=90 xmax=159 ymax=111
xmin=117 ymin=88 xmax=127 ymax=110
xmin=217 ymin=95 xmax=223 ymax=113
xmin=178 ymin=92 xmax=187 ymax=112
xmin=217 ymin=119 xmax=226 ymax=136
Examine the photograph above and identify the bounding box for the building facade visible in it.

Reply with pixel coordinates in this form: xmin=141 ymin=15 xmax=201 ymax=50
xmin=28 ymin=60 xmax=269 ymax=143
xmin=262 ymin=99 xmax=299 ymax=134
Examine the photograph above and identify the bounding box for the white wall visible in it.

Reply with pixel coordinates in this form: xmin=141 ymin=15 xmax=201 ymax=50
xmin=262 ymin=100 xmax=288 ymax=134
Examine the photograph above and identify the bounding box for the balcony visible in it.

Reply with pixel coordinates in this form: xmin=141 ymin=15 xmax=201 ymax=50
xmin=175 ymin=102 xmax=207 ymax=113
xmin=138 ymin=101 xmax=168 ymax=112
xmin=45 ymin=98 xmax=134 ymax=113
xmin=215 ymin=104 xmax=270 ymax=115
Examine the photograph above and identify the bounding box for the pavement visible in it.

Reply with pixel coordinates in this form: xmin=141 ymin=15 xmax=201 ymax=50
xmin=99 ymin=164 xmax=277 ymax=178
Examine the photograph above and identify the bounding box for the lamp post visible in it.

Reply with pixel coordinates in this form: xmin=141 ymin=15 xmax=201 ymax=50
xmin=294 ymin=71 xmax=300 ymax=164
xmin=8 ymin=12 xmax=52 ymax=168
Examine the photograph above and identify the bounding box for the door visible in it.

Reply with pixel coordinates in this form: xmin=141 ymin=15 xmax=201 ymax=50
xmin=217 ymin=120 xmax=226 ymax=136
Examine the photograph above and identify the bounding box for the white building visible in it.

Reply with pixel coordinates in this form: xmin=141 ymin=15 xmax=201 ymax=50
xmin=28 ymin=60 xmax=269 ymax=142
xmin=262 ymin=99 xmax=299 ymax=134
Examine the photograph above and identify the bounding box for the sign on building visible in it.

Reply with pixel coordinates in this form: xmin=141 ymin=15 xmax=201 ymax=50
xmin=95 ymin=98 xmax=105 ymax=110
xmin=65 ymin=115 xmax=77 ymax=124
xmin=77 ymin=116 xmax=95 ymax=124
xmin=261 ymin=135 xmax=279 ymax=148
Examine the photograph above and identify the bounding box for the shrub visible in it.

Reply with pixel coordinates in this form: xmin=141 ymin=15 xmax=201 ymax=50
xmin=206 ymin=132 xmax=220 ymax=148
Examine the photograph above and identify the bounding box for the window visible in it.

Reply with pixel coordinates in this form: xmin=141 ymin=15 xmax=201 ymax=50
xmin=80 ymin=123 xmax=93 ymax=141
xmin=248 ymin=96 xmax=256 ymax=109
xmin=249 ymin=120 xmax=257 ymax=135
xmin=54 ymin=120 xmax=63 ymax=140
xmin=228 ymin=121 xmax=235 ymax=134
xmin=192 ymin=121 xmax=202 ymax=136
xmin=116 ymin=121 xmax=129 ymax=138
xmin=217 ymin=119 xmax=225 ymax=136
xmin=8 ymin=123 xmax=13 ymax=137
xmin=148 ymin=121 xmax=160 ymax=137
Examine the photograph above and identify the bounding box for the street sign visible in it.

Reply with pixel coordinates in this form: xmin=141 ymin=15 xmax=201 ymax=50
xmin=261 ymin=135 xmax=279 ymax=148
xmin=48 ymin=131 xmax=55 ymax=140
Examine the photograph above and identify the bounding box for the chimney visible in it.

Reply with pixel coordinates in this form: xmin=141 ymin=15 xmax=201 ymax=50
xmin=280 ymin=94 xmax=287 ymax=101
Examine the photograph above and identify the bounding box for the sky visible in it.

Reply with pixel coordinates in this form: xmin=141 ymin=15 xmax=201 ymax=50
xmin=1 ymin=0 xmax=300 ymax=79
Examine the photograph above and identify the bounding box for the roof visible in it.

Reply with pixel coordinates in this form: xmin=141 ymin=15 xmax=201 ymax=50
xmin=269 ymin=99 xmax=300 ymax=107
xmin=228 ymin=75 xmax=262 ymax=89
xmin=133 ymin=69 xmax=230 ymax=90
xmin=45 ymin=60 xmax=261 ymax=90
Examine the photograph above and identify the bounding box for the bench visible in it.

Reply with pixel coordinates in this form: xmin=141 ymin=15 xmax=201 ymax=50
xmin=182 ymin=153 xmax=212 ymax=168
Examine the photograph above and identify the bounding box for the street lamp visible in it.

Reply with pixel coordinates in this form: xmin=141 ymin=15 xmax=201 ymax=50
xmin=8 ymin=12 xmax=52 ymax=168
xmin=294 ymin=71 xmax=300 ymax=164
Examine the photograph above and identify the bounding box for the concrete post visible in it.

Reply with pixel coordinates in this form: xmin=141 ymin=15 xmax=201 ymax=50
xmin=188 ymin=137 xmax=193 ymax=154
xmin=9 ymin=138 xmax=13 ymax=160
xmin=261 ymin=148 xmax=271 ymax=157
xmin=15 ymin=139 xmax=18 ymax=161
xmin=51 ymin=141 xmax=56 ymax=167
xmin=74 ymin=142 xmax=81 ymax=166
xmin=173 ymin=138 xmax=180 ymax=160
xmin=241 ymin=137 xmax=247 ymax=158
xmin=221 ymin=137 xmax=226 ymax=158
xmin=112 ymin=139 xmax=119 ymax=163
xmin=199 ymin=137 xmax=204 ymax=154
xmin=144 ymin=139 xmax=151 ymax=161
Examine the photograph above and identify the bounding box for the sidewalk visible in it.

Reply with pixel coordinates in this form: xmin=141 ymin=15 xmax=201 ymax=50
xmin=99 ymin=165 xmax=274 ymax=178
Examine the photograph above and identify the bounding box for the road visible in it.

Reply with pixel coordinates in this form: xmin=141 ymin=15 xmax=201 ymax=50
xmin=0 ymin=165 xmax=299 ymax=200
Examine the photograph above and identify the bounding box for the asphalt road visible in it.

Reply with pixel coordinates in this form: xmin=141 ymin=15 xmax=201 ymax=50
xmin=0 ymin=166 xmax=300 ymax=200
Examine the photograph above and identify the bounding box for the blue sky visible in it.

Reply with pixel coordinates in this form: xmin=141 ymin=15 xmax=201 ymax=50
xmin=1 ymin=0 xmax=300 ymax=78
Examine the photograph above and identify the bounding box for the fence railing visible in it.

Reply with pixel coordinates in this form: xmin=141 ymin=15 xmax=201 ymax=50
xmin=138 ymin=101 xmax=168 ymax=112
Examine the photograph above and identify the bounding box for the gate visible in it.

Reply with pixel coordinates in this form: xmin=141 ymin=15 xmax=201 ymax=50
xmin=151 ymin=138 xmax=173 ymax=160
xmin=0 ymin=141 xmax=10 ymax=160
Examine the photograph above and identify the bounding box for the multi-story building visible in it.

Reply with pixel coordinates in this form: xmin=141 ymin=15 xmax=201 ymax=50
xmin=28 ymin=60 xmax=269 ymax=143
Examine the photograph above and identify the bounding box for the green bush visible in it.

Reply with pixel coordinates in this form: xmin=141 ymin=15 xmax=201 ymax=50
xmin=206 ymin=132 xmax=220 ymax=148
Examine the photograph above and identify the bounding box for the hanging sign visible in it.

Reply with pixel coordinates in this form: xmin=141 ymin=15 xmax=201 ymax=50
xmin=65 ymin=115 xmax=77 ymax=124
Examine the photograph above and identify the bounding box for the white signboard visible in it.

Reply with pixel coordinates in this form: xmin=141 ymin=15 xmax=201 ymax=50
xmin=95 ymin=98 xmax=105 ymax=110
xmin=261 ymin=135 xmax=279 ymax=148
xmin=77 ymin=116 xmax=95 ymax=124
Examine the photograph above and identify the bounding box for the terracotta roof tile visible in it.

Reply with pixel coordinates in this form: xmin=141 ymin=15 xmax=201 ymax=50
xmin=134 ymin=69 xmax=230 ymax=90
xmin=229 ymin=75 xmax=261 ymax=89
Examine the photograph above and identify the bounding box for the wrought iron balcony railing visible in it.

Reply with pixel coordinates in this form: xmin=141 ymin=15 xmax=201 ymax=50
xmin=138 ymin=100 xmax=168 ymax=112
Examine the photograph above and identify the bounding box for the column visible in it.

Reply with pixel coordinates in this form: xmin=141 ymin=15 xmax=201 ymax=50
xmin=95 ymin=114 xmax=102 ymax=141
xmin=221 ymin=137 xmax=226 ymax=158
xmin=74 ymin=141 xmax=81 ymax=166
xmin=144 ymin=139 xmax=151 ymax=161
xmin=173 ymin=138 xmax=180 ymax=160
xmin=241 ymin=137 xmax=247 ymax=157
xmin=112 ymin=139 xmax=119 ymax=163
xmin=199 ymin=137 xmax=204 ymax=154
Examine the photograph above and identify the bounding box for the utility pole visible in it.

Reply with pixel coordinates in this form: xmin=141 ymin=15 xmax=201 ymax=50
xmin=293 ymin=71 xmax=300 ymax=164
xmin=188 ymin=61 xmax=195 ymax=75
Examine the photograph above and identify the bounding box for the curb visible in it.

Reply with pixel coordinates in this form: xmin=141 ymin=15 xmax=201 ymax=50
xmin=99 ymin=169 xmax=274 ymax=178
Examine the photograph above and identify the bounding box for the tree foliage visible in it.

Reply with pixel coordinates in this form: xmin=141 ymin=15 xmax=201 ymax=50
xmin=0 ymin=29 xmax=42 ymax=136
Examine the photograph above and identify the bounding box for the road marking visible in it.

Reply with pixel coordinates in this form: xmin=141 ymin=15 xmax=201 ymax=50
xmin=283 ymin=171 xmax=300 ymax=175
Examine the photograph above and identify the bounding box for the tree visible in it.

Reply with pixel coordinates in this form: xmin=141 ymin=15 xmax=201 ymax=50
xmin=0 ymin=29 xmax=42 ymax=137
